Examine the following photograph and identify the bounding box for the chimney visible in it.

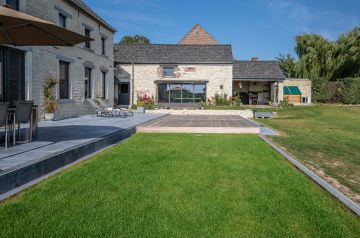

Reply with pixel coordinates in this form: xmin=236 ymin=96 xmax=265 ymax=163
xmin=251 ymin=57 xmax=258 ymax=62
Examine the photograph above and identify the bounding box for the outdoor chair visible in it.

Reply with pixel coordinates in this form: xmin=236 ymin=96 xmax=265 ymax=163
xmin=12 ymin=101 xmax=34 ymax=143
xmin=86 ymin=98 xmax=113 ymax=117
xmin=98 ymin=99 xmax=133 ymax=118
xmin=0 ymin=102 xmax=10 ymax=149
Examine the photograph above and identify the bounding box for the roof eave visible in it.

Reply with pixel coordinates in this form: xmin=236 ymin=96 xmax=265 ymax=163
xmin=115 ymin=61 xmax=234 ymax=65
xmin=66 ymin=0 xmax=117 ymax=33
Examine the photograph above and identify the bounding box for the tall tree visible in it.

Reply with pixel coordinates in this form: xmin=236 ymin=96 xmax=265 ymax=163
xmin=119 ymin=35 xmax=150 ymax=44
xmin=294 ymin=34 xmax=334 ymax=79
xmin=276 ymin=54 xmax=297 ymax=78
xmin=332 ymin=27 xmax=360 ymax=79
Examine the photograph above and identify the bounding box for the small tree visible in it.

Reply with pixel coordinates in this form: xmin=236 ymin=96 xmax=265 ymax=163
xmin=43 ymin=73 xmax=57 ymax=114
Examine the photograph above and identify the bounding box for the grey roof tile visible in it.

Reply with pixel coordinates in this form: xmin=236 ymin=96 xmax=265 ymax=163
xmin=114 ymin=44 xmax=233 ymax=64
xmin=66 ymin=0 xmax=116 ymax=32
xmin=233 ymin=60 xmax=285 ymax=80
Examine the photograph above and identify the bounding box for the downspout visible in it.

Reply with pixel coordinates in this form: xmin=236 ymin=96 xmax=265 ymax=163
xmin=132 ymin=62 xmax=134 ymax=105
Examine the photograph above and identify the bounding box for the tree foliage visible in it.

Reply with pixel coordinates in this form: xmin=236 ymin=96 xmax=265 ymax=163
xmin=276 ymin=54 xmax=297 ymax=78
xmin=119 ymin=35 xmax=150 ymax=44
xmin=278 ymin=26 xmax=360 ymax=81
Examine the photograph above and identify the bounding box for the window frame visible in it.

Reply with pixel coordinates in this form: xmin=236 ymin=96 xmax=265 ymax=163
xmin=302 ymin=96 xmax=309 ymax=104
xmin=58 ymin=13 xmax=66 ymax=28
xmin=101 ymin=37 xmax=106 ymax=55
xmin=163 ymin=66 xmax=175 ymax=78
xmin=84 ymin=28 xmax=91 ymax=49
xmin=6 ymin=0 xmax=19 ymax=11
xmin=102 ymin=71 xmax=107 ymax=99
xmin=84 ymin=67 xmax=92 ymax=99
xmin=59 ymin=60 xmax=70 ymax=99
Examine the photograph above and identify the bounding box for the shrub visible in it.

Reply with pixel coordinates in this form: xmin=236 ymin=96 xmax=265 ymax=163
xmin=213 ymin=93 xmax=230 ymax=106
xmin=339 ymin=78 xmax=360 ymax=104
xmin=280 ymin=98 xmax=294 ymax=108
xmin=130 ymin=104 xmax=137 ymax=109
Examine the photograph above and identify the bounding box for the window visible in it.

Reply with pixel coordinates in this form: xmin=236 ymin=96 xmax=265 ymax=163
xmin=101 ymin=37 xmax=106 ymax=55
xmin=102 ymin=71 xmax=106 ymax=99
xmin=1 ymin=47 xmax=25 ymax=104
xmin=6 ymin=0 xmax=19 ymax=11
xmin=157 ymin=83 xmax=206 ymax=103
xmin=84 ymin=67 xmax=92 ymax=98
xmin=302 ymin=97 xmax=309 ymax=104
xmin=59 ymin=13 xmax=66 ymax=28
xmin=59 ymin=61 xmax=70 ymax=99
xmin=163 ymin=67 xmax=175 ymax=77
xmin=120 ymin=84 xmax=129 ymax=93
xmin=84 ymin=28 xmax=91 ymax=49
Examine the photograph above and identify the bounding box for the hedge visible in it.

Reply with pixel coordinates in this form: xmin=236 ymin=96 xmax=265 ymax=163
xmin=312 ymin=77 xmax=360 ymax=104
xmin=338 ymin=78 xmax=360 ymax=104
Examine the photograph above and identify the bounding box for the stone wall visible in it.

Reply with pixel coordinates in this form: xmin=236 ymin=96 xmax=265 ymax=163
xmin=12 ymin=0 xmax=115 ymax=120
xmin=282 ymin=78 xmax=312 ymax=104
xmin=117 ymin=64 xmax=233 ymax=105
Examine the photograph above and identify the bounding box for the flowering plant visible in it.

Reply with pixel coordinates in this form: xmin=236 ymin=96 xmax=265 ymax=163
xmin=43 ymin=73 xmax=58 ymax=113
xmin=137 ymin=91 xmax=155 ymax=109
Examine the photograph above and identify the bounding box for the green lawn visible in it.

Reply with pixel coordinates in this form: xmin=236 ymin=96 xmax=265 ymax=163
xmin=257 ymin=105 xmax=360 ymax=204
xmin=0 ymin=134 xmax=359 ymax=237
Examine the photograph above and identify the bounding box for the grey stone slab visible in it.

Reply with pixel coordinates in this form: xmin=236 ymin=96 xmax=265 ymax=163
xmin=0 ymin=113 xmax=166 ymax=175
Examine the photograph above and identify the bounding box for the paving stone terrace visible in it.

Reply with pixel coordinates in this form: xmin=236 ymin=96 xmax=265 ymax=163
xmin=0 ymin=113 xmax=166 ymax=198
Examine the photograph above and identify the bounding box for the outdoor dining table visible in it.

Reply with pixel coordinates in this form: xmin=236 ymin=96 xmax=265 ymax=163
xmin=7 ymin=105 xmax=39 ymax=139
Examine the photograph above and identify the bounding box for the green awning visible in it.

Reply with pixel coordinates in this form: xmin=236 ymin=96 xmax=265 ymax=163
xmin=283 ymin=86 xmax=302 ymax=95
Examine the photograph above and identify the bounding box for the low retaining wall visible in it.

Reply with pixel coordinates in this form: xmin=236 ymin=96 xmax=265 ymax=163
xmin=148 ymin=109 xmax=254 ymax=118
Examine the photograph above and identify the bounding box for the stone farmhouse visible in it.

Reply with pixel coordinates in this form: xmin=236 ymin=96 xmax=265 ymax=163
xmin=0 ymin=0 xmax=311 ymax=120
xmin=114 ymin=23 xmax=311 ymax=107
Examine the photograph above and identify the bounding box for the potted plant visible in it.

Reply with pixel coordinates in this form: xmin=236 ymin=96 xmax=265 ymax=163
xmin=43 ymin=73 xmax=57 ymax=121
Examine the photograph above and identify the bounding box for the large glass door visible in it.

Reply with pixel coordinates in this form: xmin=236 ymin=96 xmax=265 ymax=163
xmin=0 ymin=47 xmax=25 ymax=105
xmin=157 ymin=83 xmax=206 ymax=104
xmin=169 ymin=84 xmax=182 ymax=103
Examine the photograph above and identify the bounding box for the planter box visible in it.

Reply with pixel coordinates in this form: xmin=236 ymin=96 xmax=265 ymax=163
xmin=44 ymin=113 xmax=55 ymax=121
xmin=137 ymin=106 xmax=145 ymax=113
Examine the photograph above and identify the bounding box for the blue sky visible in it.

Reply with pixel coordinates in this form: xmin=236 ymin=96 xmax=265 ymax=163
xmin=85 ymin=0 xmax=359 ymax=60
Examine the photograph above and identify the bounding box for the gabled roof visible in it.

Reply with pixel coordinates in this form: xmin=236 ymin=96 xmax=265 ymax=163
xmin=233 ymin=60 xmax=285 ymax=81
xmin=114 ymin=44 xmax=233 ymax=64
xmin=179 ymin=23 xmax=219 ymax=45
xmin=66 ymin=0 xmax=116 ymax=32
xmin=284 ymin=86 xmax=302 ymax=95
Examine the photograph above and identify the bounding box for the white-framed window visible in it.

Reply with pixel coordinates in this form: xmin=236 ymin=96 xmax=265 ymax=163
xmin=302 ymin=97 xmax=309 ymax=104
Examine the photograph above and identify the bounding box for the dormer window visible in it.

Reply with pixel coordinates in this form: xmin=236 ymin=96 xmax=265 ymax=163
xmin=163 ymin=67 xmax=175 ymax=78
